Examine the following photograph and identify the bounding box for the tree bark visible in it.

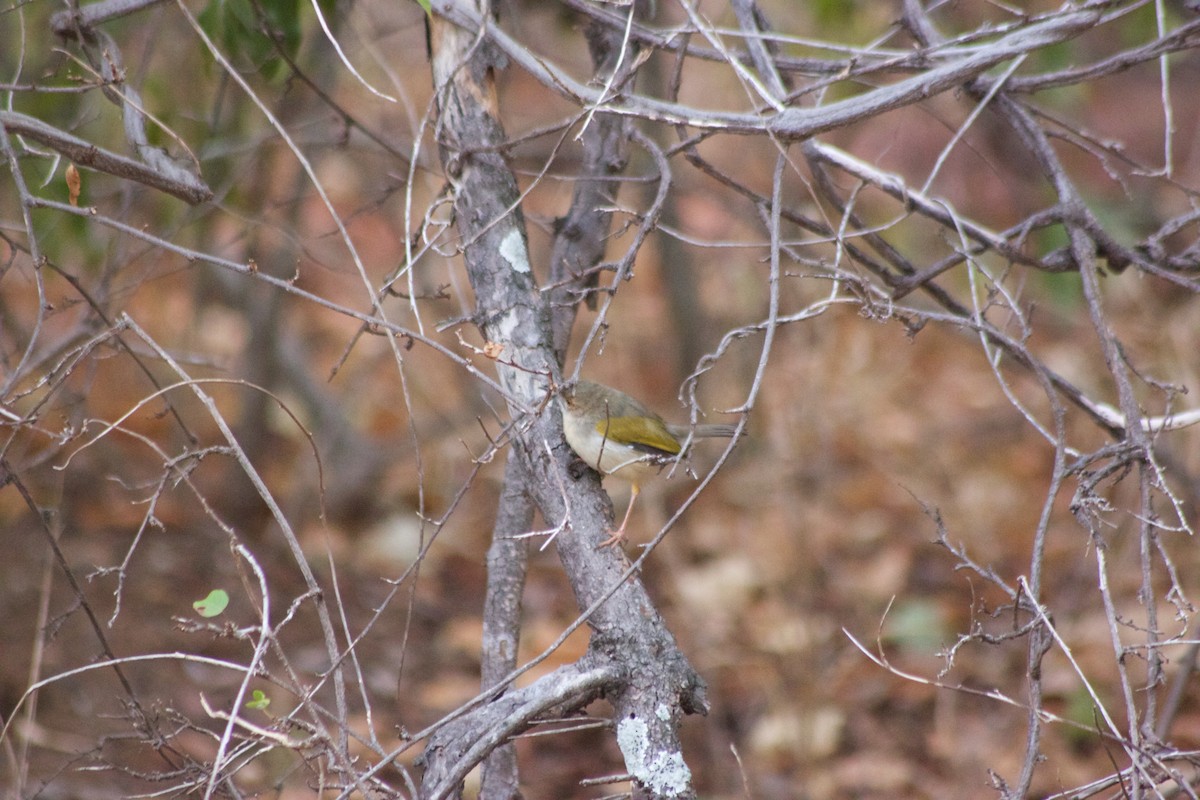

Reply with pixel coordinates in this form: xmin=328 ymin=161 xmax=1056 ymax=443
xmin=420 ymin=3 xmax=706 ymax=798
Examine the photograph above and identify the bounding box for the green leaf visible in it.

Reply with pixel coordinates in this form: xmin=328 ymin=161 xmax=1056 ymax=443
xmin=193 ymin=589 xmax=230 ymax=618
xmin=882 ymin=598 xmax=947 ymax=653
xmin=246 ymin=689 xmax=271 ymax=710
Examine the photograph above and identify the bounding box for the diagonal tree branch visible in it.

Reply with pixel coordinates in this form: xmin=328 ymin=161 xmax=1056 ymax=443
xmin=0 ymin=110 xmax=211 ymax=205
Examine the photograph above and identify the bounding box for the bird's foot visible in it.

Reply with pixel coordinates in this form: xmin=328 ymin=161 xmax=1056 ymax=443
xmin=596 ymin=526 xmax=628 ymax=550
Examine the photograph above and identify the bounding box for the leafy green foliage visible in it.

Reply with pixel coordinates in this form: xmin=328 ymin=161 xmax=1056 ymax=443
xmin=197 ymin=0 xmax=323 ymax=80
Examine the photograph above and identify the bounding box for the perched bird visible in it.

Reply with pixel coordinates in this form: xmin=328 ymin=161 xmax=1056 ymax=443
xmin=561 ymin=379 xmax=741 ymax=547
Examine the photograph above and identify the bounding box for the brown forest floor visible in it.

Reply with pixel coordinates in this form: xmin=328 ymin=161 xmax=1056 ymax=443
xmin=5 ymin=2 xmax=1200 ymax=798
xmin=5 ymin=282 xmax=1200 ymax=799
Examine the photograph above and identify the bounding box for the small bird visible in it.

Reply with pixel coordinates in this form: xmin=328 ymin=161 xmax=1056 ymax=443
xmin=561 ymin=380 xmax=741 ymax=547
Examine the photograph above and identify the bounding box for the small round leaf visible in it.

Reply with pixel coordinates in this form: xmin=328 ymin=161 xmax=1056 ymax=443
xmin=193 ymin=589 xmax=230 ymax=618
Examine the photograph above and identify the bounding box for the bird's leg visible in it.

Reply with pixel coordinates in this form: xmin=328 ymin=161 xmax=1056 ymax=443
xmin=597 ymin=483 xmax=640 ymax=549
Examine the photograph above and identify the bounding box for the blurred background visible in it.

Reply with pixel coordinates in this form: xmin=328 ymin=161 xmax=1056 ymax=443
xmin=3 ymin=0 xmax=1200 ymax=797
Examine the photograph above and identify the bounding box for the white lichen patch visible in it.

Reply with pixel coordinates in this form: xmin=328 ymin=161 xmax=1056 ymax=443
xmin=499 ymin=228 xmax=530 ymax=273
xmin=616 ymin=715 xmax=693 ymax=797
